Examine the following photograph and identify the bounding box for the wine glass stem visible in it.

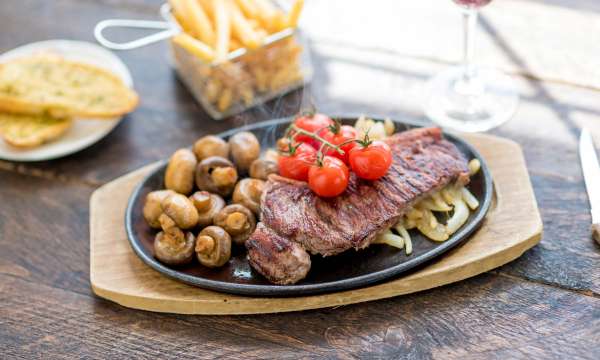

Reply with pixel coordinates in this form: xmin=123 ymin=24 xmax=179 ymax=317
xmin=462 ymin=9 xmax=478 ymax=84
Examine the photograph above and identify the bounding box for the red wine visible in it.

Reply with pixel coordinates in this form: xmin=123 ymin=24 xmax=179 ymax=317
xmin=453 ymin=0 xmax=492 ymax=8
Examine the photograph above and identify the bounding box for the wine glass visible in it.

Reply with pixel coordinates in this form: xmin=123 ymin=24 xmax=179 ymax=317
xmin=424 ymin=0 xmax=518 ymax=132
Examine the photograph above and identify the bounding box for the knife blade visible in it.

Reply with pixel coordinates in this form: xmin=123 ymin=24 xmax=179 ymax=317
xmin=579 ymin=128 xmax=600 ymax=243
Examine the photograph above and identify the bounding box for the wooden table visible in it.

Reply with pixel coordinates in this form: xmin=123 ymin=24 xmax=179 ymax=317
xmin=1 ymin=0 xmax=599 ymax=358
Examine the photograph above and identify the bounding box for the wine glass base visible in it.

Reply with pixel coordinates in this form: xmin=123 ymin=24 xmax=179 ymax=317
xmin=424 ymin=67 xmax=519 ymax=132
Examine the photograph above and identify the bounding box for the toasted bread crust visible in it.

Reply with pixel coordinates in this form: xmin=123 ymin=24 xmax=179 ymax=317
xmin=0 ymin=55 xmax=138 ymax=118
xmin=0 ymin=112 xmax=72 ymax=148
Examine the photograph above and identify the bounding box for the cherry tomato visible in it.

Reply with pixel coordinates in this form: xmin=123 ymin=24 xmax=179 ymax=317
xmin=319 ymin=125 xmax=358 ymax=164
xmin=349 ymin=141 xmax=393 ymax=180
xmin=293 ymin=113 xmax=334 ymax=148
xmin=278 ymin=143 xmax=317 ymax=181
xmin=308 ymin=156 xmax=349 ymax=197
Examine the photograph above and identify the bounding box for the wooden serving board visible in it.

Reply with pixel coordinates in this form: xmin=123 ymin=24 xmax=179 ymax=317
xmin=90 ymin=133 xmax=542 ymax=315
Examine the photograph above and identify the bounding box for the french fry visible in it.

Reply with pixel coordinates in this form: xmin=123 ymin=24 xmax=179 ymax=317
xmin=229 ymin=38 xmax=242 ymax=52
xmin=228 ymin=0 xmax=262 ymax=50
xmin=239 ymin=86 xmax=255 ymax=106
xmin=179 ymin=0 xmax=215 ymax=46
xmin=169 ymin=0 xmax=195 ymax=33
xmin=253 ymin=0 xmax=278 ymax=19
xmin=217 ymin=88 xmax=233 ymax=112
xmin=271 ymin=12 xmax=288 ymax=33
xmin=172 ymin=33 xmax=215 ymax=63
xmin=235 ymin=0 xmax=259 ymax=19
xmin=252 ymin=0 xmax=285 ymax=32
xmin=285 ymin=0 xmax=304 ymax=28
xmin=173 ymin=13 xmax=194 ymax=34
xmin=171 ymin=0 xmax=307 ymax=114
xmin=212 ymin=0 xmax=231 ymax=62
xmin=252 ymin=67 xmax=268 ymax=92
xmin=204 ymin=78 xmax=222 ymax=103
xmin=197 ymin=0 xmax=215 ymax=19
xmin=248 ymin=18 xmax=261 ymax=30
xmin=269 ymin=67 xmax=289 ymax=91
xmin=271 ymin=66 xmax=300 ymax=91
xmin=255 ymin=28 xmax=268 ymax=40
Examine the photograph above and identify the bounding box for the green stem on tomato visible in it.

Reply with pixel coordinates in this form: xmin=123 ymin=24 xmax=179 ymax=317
xmin=338 ymin=138 xmax=358 ymax=148
xmin=315 ymin=141 xmax=327 ymax=167
xmin=355 ymin=129 xmax=373 ymax=148
xmin=288 ymin=124 xmax=346 ymax=155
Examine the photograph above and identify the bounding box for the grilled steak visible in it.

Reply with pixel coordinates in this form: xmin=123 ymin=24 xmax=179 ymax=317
xmin=247 ymin=223 xmax=311 ymax=285
xmin=246 ymin=127 xmax=470 ymax=285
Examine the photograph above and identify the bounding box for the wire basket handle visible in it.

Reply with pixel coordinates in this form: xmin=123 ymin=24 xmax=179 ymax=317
xmin=94 ymin=19 xmax=179 ymax=50
xmin=94 ymin=3 xmax=180 ymax=50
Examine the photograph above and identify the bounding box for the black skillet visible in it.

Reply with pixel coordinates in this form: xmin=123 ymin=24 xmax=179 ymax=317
xmin=125 ymin=117 xmax=493 ymax=296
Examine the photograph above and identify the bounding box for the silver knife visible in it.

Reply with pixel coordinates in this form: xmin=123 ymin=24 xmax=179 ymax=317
xmin=579 ymin=128 xmax=600 ymax=244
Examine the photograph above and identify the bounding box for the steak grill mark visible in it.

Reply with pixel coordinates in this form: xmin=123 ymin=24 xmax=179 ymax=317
xmin=246 ymin=127 xmax=470 ymax=285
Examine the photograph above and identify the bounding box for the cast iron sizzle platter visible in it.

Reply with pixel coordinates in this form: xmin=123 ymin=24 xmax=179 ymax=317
xmin=125 ymin=117 xmax=493 ymax=296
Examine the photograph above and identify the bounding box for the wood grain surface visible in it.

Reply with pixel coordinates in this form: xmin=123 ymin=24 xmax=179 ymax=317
xmin=1 ymin=0 xmax=600 ymax=358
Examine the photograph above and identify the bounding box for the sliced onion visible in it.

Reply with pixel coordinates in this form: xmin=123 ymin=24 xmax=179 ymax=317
xmin=461 ymin=187 xmax=479 ymax=210
xmin=373 ymin=231 xmax=405 ymax=249
xmin=394 ymin=224 xmax=409 ymax=240
xmin=405 ymin=234 xmax=413 ymax=255
xmin=417 ymin=210 xmax=449 ymax=242
xmin=433 ymin=192 xmax=452 ymax=209
xmin=354 ymin=115 xmax=368 ymax=130
xmin=404 ymin=218 xmax=417 ymax=229
xmin=384 ymin=118 xmax=395 ymax=136
xmin=369 ymin=122 xmax=386 ymax=140
xmin=446 ymin=198 xmax=469 ymax=234
xmin=406 ymin=208 xmax=423 ymax=220
xmin=400 ymin=179 xmax=478 ymax=243
xmin=394 ymin=224 xmax=413 ymax=255
xmin=468 ymin=159 xmax=481 ymax=176
xmin=421 ymin=197 xmax=452 ymax=212
xmin=427 ymin=209 xmax=438 ymax=228
xmin=441 ymin=188 xmax=454 ymax=204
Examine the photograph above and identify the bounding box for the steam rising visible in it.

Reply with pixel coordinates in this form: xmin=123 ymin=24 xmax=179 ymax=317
xmin=229 ymin=69 xmax=316 ymax=147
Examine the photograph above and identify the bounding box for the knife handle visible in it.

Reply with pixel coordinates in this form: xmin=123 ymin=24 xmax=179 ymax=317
xmin=593 ymin=224 xmax=600 ymax=244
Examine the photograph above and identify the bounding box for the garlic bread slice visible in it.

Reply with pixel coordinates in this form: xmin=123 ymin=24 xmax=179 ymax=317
xmin=0 ymin=112 xmax=72 ymax=148
xmin=0 ymin=55 xmax=138 ymax=118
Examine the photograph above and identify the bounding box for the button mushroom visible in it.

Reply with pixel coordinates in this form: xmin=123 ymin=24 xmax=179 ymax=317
xmin=214 ymin=204 xmax=257 ymax=246
xmin=229 ymin=131 xmax=260 ymax=174
xmin=195 ymin=156 xmax=238 ymax=197
xmin=232 ymin=178 xmax=265 ymax=215
xmin=195 ymin=226 xmax=232 ymax=267
xmin=154 ymin=230 xmax=196 ymax=266
xmin=249 ymin=158 xmax=278 ymax=180
xmin=263 ymin=148 xmax=279 ymax=163
xmin=161 ymin=193 xmax=199 ymax=230
xmin=143 ymin=189 xmax=176 ymax=228
xmin=193 ymin=135 xmax=229 ymax=161
xmin=165 ymin=148 xmax=197 ymax=195
xmin=189 ymin=191 xmax=226 ymax=227
xmin=276 ymin=137 xmax=292 ymax=152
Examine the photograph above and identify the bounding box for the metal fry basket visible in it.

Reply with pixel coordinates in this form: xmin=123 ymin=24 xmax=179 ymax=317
xmin=94 ymin=3 xmax=312 ymax=120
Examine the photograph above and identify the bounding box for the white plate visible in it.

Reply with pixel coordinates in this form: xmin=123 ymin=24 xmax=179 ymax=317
xmin=0 ymin=40 xmax=134 ymax=162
